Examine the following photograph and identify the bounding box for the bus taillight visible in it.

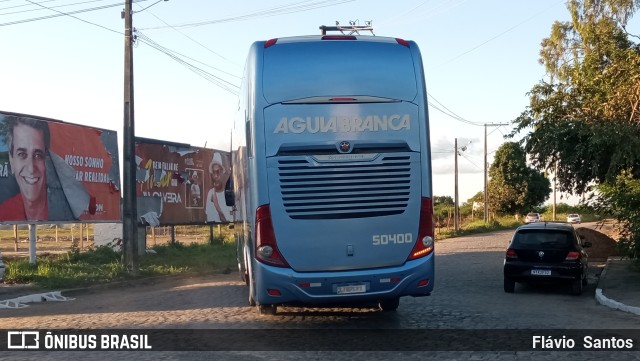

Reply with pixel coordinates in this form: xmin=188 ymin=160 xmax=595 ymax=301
xmin=408 ymin=197 xmax=434 ymax=260
xmin=255 ymin=205 xmax=290 ymax=267
xmin=395 ymin=38 xmax=410 ymax=47
xmin=321 ymin=35 xmax=357 ymax=41
xmin=264 ymin=38 xmax=278 ymax=48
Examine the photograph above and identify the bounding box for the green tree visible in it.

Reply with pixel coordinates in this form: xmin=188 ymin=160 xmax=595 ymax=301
xmin=433 ymin=195 xmax=454 ymax=229
xmin=510 ymin=0 xmax=640 ymax=257
xmin=596 ymin=170 xmax=640 ymax=258
xmin=511 ymin=0 xmax=640 ymax=195
xmin=488 ymin=142 xmax=551 ymax=216
xmin=433 ymin=195 xmax=454 ymax=205
xmin=468 ymin=191 xmax=484 ymax=205
xmin=461 ymin=191 xmax=485 ymax=219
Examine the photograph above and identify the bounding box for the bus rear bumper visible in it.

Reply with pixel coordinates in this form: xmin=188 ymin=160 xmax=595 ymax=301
xmin=253 ymin=254 xmax=434 ymax=305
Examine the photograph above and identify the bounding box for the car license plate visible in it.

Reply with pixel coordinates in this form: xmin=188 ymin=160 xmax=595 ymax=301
xmin=336 ymin=284 xmax=366 ymax=294
xmin=531 ymin=269 xmax=551 ymax=276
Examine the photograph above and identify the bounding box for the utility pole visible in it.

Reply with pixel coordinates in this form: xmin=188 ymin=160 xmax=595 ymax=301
xmin=454 ymin=138 xmax=459 ymax=232
xmin=552 ymin=161 xmax=557 ymax=221
xmin=483 ymin=122 xmax=510 ymax=223
xmin=484 ymin=125 xmax=487 ymax=223
xmin=122 ymin=0 xmax=138 ymax=273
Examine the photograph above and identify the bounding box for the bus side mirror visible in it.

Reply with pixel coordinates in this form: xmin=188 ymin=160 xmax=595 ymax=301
xmin=224 ymin=178 xmax=235 ymax=207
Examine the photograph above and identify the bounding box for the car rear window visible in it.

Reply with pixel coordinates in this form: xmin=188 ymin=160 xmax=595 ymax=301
xmin=512 ymin=230 xmax=574 ymax=249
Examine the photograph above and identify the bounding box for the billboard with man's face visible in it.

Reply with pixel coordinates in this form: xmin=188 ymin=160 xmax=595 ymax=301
xmin=135 ymin=138 xmax=231 ymax=226
xmin=0 ymin=111 xmax=121 ymax=223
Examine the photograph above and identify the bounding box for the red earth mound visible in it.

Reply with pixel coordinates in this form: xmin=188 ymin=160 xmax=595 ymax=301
xmin=575 ymin=226 xmax=621 ymax=262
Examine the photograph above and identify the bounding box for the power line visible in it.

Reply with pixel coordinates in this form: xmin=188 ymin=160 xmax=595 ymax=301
xmin=136 ymin=31 xmax=240 ymax=95
xmin=2 ymin=0 xmax=241 ymax=90
xmin=0 ymin=0 xmax=128 ymax=14
xmin=10 ymin=0 xmax=121 ymax=33
xmin=428 ymin=102 xmax=475 ymax=125
xmin=461 ymin=153 xmax=482 ymax=171
xmin=139 ymin=0 xmax=355 ymax=30
xmin=433 ymin=0 xmax=566 ymax=69
xmin=133 ymin=0 xmax=163 ymax=13
xmin=427 ymin=94 xmax=484 ymax=126
xmin=0 ymin=1 xmax=126 ymax=28
xmin=0 ymin=0 xmax=56 ymax=12
xmin=379 ymin=0 xmax=468 ymax=28
xmin=134 ymin=2 xmax=239 ymax=69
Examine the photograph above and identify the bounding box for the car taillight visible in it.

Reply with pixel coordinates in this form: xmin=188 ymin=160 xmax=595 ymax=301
xmin=408 ymin=197 xmax=434 ymax=260
xmin=565 ymin=251 xmax=581 ymax=261
xmin=505 ymin=249 xmax=518 ymax=259
xmin=255 ymin=205 xmax=289 ymax=267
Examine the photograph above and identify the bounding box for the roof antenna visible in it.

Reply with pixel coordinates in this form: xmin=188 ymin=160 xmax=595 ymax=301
xmin=319 ymin=20 xmax=374 ymax=35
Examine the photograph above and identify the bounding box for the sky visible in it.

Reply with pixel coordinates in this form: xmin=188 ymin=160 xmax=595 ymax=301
xmin=0 ymin=0 xmax=594 ymax=206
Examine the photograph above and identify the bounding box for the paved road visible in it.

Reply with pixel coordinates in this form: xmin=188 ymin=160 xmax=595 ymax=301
xmin=1 ymin=226 xmax=639 ymax=360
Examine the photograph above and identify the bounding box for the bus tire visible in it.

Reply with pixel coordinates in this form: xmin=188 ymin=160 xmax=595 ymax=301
xmin=236 ymin=239 xmax=245 ymax=283
xmin=378 ymin=297 xmax=400 ymax=311
xmin=248 ymin=262 xmax=256 ymax=306
xmin=258 ymin=304 xmax=277 ymax=315
xmin=238 ymin=246 xmax=249 ymax=285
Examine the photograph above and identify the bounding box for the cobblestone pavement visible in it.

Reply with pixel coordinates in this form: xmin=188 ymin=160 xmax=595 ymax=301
xmin=1 ymin=227 xmax=638 ymax=360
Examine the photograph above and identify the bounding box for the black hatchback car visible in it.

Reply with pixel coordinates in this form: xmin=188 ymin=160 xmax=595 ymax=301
xmin=503 ymin=222 xmax=591 ymax=295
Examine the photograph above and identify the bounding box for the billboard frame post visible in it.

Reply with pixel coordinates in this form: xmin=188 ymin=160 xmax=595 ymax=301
xmin=28 ymin=224 xmax=36 ymax=265
xmin=137 ymin=226 xmax=146 ymax=258
xmin=13 ymin=225 xmax=18 ymax=252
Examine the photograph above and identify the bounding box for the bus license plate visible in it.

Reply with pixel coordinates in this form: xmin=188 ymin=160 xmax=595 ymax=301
xmin=531 ymin=269 xmax=551 ymax=276
xmin=336 ymin=284 xmax=366 ymax=294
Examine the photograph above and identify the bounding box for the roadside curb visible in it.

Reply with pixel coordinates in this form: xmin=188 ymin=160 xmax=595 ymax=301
xmin=594 ymin=257 xmax=640 ymax=316
xmin=595 ymin=288 xmax=640 ymax=316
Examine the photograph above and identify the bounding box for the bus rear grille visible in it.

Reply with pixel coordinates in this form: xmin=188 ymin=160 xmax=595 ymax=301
xmin=278 ymin=156 xmax=412 ymax=219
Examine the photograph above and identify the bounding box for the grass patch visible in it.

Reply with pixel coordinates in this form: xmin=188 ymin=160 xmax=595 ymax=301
xmin=540 ymin=212 xmax=599 ymax=223
xmin=140 ymin=241 xmax=236 ymax=275
xmin=436 ymin=217 xmax=522 ymax=240
xmin=3 ymin=241 xmax=237 ymax=290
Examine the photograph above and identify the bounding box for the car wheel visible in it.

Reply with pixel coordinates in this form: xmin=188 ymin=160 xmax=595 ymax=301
xmin=378 ymin=297 xmax=400 ymax=312
xmin=504 ymin=277 xmax=515 ymax=293
xmin=258 ymin=304 xmax=277 ymax=315
xmin=571 ymin=278 xmax=583 ymax=296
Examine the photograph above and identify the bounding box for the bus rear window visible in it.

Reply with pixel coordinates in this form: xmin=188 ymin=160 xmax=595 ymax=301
xmin=262 ymin=40 xmax=417 ymax=104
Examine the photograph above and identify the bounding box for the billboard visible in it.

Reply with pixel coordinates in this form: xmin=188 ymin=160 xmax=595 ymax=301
xmin=0 ymin=111 xmax=121 ymax=223
xmin=135 ymin=138 xmax=231 ymax=226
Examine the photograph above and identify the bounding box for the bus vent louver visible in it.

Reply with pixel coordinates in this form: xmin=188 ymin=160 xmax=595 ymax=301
xmin=278 ymin=156 xmax=412 ymax=219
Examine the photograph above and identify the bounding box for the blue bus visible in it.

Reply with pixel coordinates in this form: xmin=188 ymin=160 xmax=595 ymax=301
xmin=227 ymin=35 xmax=434 ymax=314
